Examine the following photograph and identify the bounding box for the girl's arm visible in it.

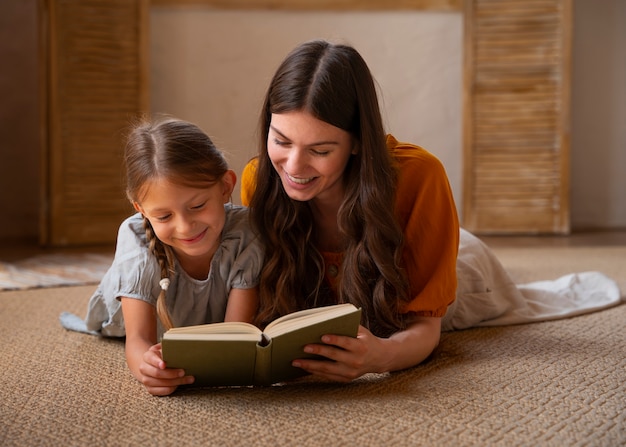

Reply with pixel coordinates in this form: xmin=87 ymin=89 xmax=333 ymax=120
xmin=120 ymin=297 xmax=194 ymax=396
xmin=292 ymin=315 xmax=441 ymax=382
xmin=224 ymin=286 xmax=260 ymax=324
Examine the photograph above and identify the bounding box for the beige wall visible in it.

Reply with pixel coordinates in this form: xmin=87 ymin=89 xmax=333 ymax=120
xmin=150 ymin=2 xmax=626 ymax=229
xmin=570 ymin=0 xmax=626 ymax=228
xmin=1 ymin=0 xmax=625 ymax=245
xmin=150 ymin=9 xmax=463 ymax=208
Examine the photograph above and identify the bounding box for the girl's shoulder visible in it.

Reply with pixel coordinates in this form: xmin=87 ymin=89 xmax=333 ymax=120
xmin=222 ymin=203 xmax=260 ymax=243
xmin=94 ymin=214 xmax=162 ymax=306
xmin=115 ymin=213 xmax=148 ymax=252
xmin=223 ymin=203 xmax=250 ymax=230
xmin=112 ymin=213 xmax=153 ymax=263
xmin=220 ymin=203 xmax=263 ymax=259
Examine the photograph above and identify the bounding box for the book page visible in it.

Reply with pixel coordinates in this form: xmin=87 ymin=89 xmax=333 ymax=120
xmin=162 ymin=332 xmax=261 ymax=341
xmin=265 ymin=303 xmax=358 ymax=338
xmin=163 ymin=321 xmax=261 ymax=341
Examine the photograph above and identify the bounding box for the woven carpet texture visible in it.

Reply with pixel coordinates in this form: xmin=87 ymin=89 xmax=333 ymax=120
xmin=1 ymin=244 xmax=624 ymax=446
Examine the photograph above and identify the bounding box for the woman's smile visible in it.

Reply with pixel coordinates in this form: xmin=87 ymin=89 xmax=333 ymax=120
xmin=286 ymin=172 xmax=317 ymax=186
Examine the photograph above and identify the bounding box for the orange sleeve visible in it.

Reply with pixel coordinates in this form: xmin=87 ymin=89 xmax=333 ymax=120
xmin=240 ymin=158 xmax=258 ymax=207
xmin=388 ymin=135 xmax=460 ymax=317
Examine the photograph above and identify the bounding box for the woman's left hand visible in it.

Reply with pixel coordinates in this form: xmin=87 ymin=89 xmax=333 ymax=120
xmin=292 ymin=316 xmax=441 ymax=382
xmin=291 ymin=325 xmax=391 ymax=382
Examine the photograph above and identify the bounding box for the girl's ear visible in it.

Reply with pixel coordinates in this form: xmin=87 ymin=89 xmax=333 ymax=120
xmin=132 ymin=201 xmax=144 ymax=215
xmin=221 ymin=169 xmax=237 ymax=202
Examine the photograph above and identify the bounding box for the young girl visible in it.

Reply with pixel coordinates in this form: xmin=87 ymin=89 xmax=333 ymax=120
xmin=61 ymin=116 xmax=263 ymax=395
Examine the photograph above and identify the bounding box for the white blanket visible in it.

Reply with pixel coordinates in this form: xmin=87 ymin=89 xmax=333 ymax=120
xmin=441 ymin=229 xmax=622 ymax=331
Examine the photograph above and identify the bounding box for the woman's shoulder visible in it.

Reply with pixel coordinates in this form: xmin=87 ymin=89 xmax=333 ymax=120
xmin=386 ymin=134 xmax=457 ymax=224
xmin=386 ymin=134 xmax=445 ymax=172
xmin=385 ymin=134 xmax=449 ymax=192
xmin=242 ymin=157 xmax=258 ymax=175
xmin=240 ymin=158 xmax=258 ymax=206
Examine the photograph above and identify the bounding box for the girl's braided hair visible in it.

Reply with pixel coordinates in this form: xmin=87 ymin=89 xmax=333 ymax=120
xmin=124 ymin=116 xmax=229 ymax=330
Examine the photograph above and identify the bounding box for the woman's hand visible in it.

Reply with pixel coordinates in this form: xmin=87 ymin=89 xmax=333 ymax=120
xmin=134 ymin=343 xmax=195 ymax=396
xmin=292 ymin=325 xmax=387 ymax=382
xmin=292 ymin=316 xmax=441 ymax=382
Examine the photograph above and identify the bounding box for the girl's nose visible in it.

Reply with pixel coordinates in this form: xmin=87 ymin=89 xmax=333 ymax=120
xmin=175 ymin=214 xmax=194 ymax=234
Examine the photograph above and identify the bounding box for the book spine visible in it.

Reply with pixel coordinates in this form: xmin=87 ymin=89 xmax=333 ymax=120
xmin=253 ymin=336 xmax=273 ymax=386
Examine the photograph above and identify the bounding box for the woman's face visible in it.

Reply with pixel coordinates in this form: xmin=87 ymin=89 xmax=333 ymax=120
xmin=267 ymin=111 xmax=355 ymax=204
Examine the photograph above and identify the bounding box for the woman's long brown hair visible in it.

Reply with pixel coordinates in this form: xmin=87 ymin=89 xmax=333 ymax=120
xmin=124 ymin=116 xmax=229 ymax=330
xmin=250 ymin=40 xmax=410 ymax=336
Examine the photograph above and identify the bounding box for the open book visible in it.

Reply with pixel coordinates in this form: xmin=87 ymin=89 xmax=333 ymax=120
xmin=161 ymin=303 xmax=362 ymax=387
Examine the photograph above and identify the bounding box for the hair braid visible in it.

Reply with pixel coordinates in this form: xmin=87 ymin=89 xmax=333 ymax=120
xmin=142 ymin=216 xmax=176 ymax=330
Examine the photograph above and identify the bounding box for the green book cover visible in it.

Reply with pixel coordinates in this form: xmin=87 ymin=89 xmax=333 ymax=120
xmin=161 ymin=303 xmax=362 ymax=387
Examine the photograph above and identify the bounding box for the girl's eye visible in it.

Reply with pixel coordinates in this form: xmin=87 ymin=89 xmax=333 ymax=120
xmin=155 ymin=214 xmax=171 ymax=222
xmin=191 ymin=202 xmax=206 ymax=210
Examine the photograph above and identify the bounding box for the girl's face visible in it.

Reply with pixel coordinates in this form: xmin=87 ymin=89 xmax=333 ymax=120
xmin=268 ymin=111 xmax=356 ymax=205
xmin=133 ymin=172 xmax=235 ymax=262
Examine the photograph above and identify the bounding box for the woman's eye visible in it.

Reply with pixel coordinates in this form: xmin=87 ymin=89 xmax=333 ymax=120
xmin=312 ymin=149 xmax=330 ymax=156
xmin=273 ymin=138 xmax=289 ymax=146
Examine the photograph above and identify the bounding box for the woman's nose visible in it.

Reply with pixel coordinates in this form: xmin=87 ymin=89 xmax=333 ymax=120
xmin=285 ymin=148 xmax=306 ymax=173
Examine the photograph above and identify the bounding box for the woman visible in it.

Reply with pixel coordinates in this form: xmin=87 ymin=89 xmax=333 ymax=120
xmin=241 ymin=39 xmax=620 ymax=383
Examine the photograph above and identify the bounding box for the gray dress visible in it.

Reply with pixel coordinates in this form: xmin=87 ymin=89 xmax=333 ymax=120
xmin=60 ymin=203 xmax=263 ymax=338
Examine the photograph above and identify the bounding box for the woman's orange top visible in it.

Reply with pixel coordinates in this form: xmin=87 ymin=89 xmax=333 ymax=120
xmin=240 ymin=135 xmax=459 ymax=318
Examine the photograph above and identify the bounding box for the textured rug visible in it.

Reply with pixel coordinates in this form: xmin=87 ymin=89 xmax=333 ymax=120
xmin=0 ymin=253 xmax=113 ymax=290
xmin=0 ymin=243 xmax=624 ymax=446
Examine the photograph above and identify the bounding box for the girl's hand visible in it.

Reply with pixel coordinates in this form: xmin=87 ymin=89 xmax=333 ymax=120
xmin=292 ymin=317 xmax=441 ymax=382
xmin=137 ymin=343 xmax=195 ymax=396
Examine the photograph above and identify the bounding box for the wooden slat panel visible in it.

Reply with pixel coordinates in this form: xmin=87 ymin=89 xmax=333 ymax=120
xmin=43 ymin=0 xmax=149 ymax=246
xmin=150 ymin=0 xmax=462 ymax=11
xmin=463 ymin=0 xmax=571 ymax=234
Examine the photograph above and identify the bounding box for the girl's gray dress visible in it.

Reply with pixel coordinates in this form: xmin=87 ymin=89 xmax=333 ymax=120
xmin=60 ymin=203 xmax=263 ymax=338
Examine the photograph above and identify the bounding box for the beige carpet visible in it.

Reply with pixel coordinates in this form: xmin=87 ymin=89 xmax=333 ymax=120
xmin=1 ymin=244 xmax=624 ymax=447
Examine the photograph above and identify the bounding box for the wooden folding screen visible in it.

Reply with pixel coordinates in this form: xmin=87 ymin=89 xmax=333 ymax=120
xmin=40 ymin=0 xmax=572 ymax=244
xmin=462 ymin=0 xmax=572 ymax=234
xmin=40 ymin=0 xmax=149 ymax=246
